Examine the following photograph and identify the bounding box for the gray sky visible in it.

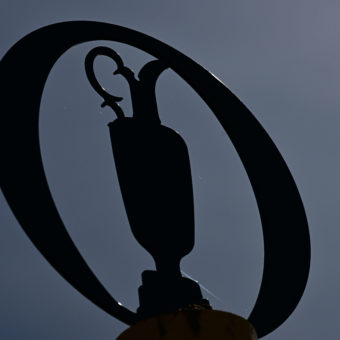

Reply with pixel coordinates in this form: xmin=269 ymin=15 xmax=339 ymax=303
xmin=0 ymin=0 xmax=339 ymax=339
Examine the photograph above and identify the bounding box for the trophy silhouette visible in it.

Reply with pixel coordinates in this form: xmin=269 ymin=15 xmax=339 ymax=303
xmin=85 ymin=46 xmax=209 ymax=320
xmin=0 ymin=21 xmax=311 ymax=339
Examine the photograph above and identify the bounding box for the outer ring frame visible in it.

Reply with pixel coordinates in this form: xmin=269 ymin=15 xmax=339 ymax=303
xmin=0 ymin=21 xmax=310 ymax=338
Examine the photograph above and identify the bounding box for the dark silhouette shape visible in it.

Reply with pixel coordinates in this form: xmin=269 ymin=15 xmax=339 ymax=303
xmin=85 ymin=47 xmax=125 ymax=118
xmin=137 ymin=270 xmax=209 ymax=320
xmin=85 ymin=46 xmax=207 ymax=319
xmin=109 ymin=119 xmax=194 ymax=276
xmin=0 ymin=21 xmax=311 ymax=338
xmin=86 ymin=46 xmax=193 ymax=275
xmin=85 ymin=46 xmax=168 ymax=124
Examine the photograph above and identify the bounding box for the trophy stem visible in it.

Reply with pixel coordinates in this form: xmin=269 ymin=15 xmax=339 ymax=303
xmin=154 ymin=257 xmax=181 ymax=278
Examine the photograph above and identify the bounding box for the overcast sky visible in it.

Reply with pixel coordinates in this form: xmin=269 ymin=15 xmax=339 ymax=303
xmin=1 ymin=1 xmax=339 ymax=339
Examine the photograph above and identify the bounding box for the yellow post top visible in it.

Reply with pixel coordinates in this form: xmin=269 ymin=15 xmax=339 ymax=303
xmin=117 ymin=310 xmax=257 ymax=340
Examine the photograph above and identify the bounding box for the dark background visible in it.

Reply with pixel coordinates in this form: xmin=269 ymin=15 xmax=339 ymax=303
xmin=1 ymin=1 xmax=339 ymax=339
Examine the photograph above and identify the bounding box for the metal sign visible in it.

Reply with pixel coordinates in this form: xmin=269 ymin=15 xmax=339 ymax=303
xmin=0 ymin=21 xmax=310 ymax=338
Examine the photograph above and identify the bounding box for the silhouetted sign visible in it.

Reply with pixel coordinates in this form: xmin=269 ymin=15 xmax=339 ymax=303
xmin=0 ymin=21 xmax=310 ymax=338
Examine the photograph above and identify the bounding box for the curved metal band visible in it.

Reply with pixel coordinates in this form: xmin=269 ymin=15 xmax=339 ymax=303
xmin=0 ymin=21 xmax=310 ymax=337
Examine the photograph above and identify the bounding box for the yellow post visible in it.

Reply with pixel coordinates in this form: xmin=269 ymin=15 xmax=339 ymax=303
xmin=117 ymin=309 xmax=257 ymax=340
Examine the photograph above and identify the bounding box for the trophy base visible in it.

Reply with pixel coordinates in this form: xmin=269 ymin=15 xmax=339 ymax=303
xmin=137 ymin=270 xmax=208 ymax=320
xmin=116 ymin=309 xmax=257 ymax=340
